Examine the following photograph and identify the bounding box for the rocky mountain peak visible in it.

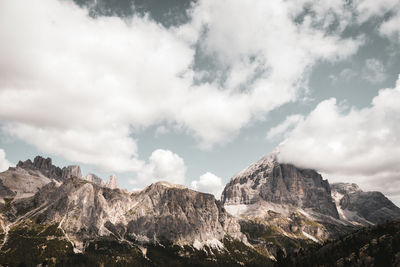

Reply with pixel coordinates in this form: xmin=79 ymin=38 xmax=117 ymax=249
xmin=85 ymin=173 xmax=104 ymax=186
xmin=222 ymin=150 xmax=339 ymax=218
xmin=61 ymin=165 xmax=82 ymax=179
xmin=106 ymin=174 xmax=118 ymax=189
xmin=147 ymin=181 xmax=187 ymax=190
xmin=331 ymin=182 xmax=400 ymax=224
xmin=2 ymin=176 xmax=245 ymax=254
xmin=16 ymin=156 xmax=63 ymax=180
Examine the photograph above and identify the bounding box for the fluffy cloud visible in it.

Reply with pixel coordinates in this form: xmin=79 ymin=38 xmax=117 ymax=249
xmin=0 ymin=0 xmax=362 ymax=173
xmin=190 ymin=172 xmax=224 ymax=198
xmin=276 ymin=76 xmax=400 ymax=203
xmin=131 ymin=149 xmax=186 ymax=187
xmin=0 ymin=0 xmax=193 ymax=172
xmin=355 ymin=0 xmax=400 ymax=42
xmin=380 ymin=12 xmax=400 ymax=41
xmin=0 ymin=149 xmax=11 ymax=172
xmin=355 ymin=0 xmax=400 ymax=23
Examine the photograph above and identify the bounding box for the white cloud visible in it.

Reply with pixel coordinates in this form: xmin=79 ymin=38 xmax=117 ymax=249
xmin=0 ymin=0 xmax=362 ymax=172
xmin=276 ymin=75 xmax=400 ymax=203
xmin=267 ymin=114 xmax=304 ymax=140
xmin=191 ymin=172 xmax=224 ymax=198
xmin=362 ymin=58 xmax=388 ymax=83
xmin=355 ymin=0 xmax=400 ymax=23
xmin=131 ymin=149 xmax=186 ymax=187
xmin=0 ymin=149 xmax=11 ymax=172
xmin=380 ymin=12 xmax=400 ymax=42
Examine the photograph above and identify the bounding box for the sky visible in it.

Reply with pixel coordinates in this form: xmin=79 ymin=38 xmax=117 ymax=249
xmin=1 ymin=0 xmax=400 ymax=204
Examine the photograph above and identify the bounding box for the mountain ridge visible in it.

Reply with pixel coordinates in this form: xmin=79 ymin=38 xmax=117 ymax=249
xmin=1 ymin=152 xmax=399 ymax=266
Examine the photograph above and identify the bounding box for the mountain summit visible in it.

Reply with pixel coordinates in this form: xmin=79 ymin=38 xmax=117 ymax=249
xmin=221 ymin=150 xmax=400 ymax=258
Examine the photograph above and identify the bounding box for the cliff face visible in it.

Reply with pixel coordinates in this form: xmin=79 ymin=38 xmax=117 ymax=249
xmin=16 ymin=156 xmax=82 ymax=181
xmin=0 ymin=157 xmax=246 ymax=259
xmin=220 ymin=150 xmax=400 ymax=260
xmin=22 ymin=179 xmax=244 ymax=251
xmin=222 ymin=152 xmax=339 ymax=219
xmin=0 ymin=166 xmax=52 ymax=199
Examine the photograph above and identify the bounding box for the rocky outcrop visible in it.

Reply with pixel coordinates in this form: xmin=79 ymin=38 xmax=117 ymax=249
xmin=85 ymin=173 xmax=104 ymax=186
xmin=331 ymin=183 xmax=400 ymax=225
xmin=106 ymin=174 xmax=118 ymax=189
xmin=220 ymin=151 xmax=345 ymax=258
xmin=16 ymin=156 xmax=82 ymax=181
xmin=17 ymin=156 xmax=63 ymax=181
xmin=331 ymin=183 xmax=361 ymax=195
xmin=0 ymin=167 xmax=52 ymax=199
xmin=222 ymin=152 xmax=339 ymax=219
xmin=3 ymin=178 xmax=244 ymax=253
xmin=61 ymin=165 xmax=82 ymax=179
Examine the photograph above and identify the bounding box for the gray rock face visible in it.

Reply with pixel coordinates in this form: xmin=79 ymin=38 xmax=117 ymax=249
xmin=222 ymin=152 xmax=339 ymax=219
xmin=331 ymin=183 xmax=400 ymax=224
xmin=17 ymin=156 xmax=63 ymax=181
xmin=0 ymin=167 xmax=52 ymax=199
xmin=17 ymin=156 xmax=82 ymax=181
xmin=61 ymin=165 xmax=82 ymax=179
xmin=85 ymin=173 xmax=104 ymax=186
xmin=106 ymin=175 xmax=118 ymax=189
xmin=6 ymin=179 xmax=244 ymax=252
xmin=330 ymin=183 xmax=361 ymax=195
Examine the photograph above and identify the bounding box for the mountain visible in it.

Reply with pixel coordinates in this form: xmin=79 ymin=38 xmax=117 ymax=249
xmin=331 ymin=183 xmax=400 ymax=225
xmin=0 ymin=156 xmax=272 ymax=267
xmin=1 ymin=153 xmax=399 ymax=266
xmin=221 ymin=151 xmax=400 ymax=259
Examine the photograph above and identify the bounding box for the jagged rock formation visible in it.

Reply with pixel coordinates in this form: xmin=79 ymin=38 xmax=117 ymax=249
xmin=85 ymin=173 xmax=104 ymax=186
xmin=61 ymin=165 xmax=82 ymax=179
xmin=0 ymin=166 xmax=52 ymax=199
xmin=0 ymin=157 xmax=260 ymax=266
xmin=16 ymin=156 xmax=82 ymax=181
xmin=220 ymin=151 xmax=346 ymax=258
xmin=222 ymin=152 xmax=339 ymax=219
xmin=221 ymin=150 xmax=400 ymax=259
xmin=331 ymin=183 xmax=400 ymax=225
xmin=106 ymin=174 xmax=118 ymax=189
xmin=1 ymin=153 xmax=400 ymax=266
xmin=10 ymin=179 xmax=244 ymax=251
xmin=17 ymin=156 xmax=63 ymax=181
xmin=331 ymin=183 xmax=361 ymax=195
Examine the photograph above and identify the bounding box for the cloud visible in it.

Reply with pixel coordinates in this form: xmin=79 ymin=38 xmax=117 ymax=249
xmin=3 ymin=123 xmax=143 ymax=172
xmin=131 ymin=149 xmax=186 ymax=187
xmin=0 ymin=149 xmax=11 ymax=172
xmin=362 ymin=58 xmax=388 ymax=83
xmin=380 ymin=12 xmax=400 ymax=42
xmin=276 ymin=75 xmax=400 ymax=203
xmin=355 ymin=0 xmax=400 ymax=23
xmin=190 ymin=172 xmax=224 ymax=198
xmin=330 ymin=68 xmax=358 ymax=83
xmin=0 ymin=0 xmax=362 ymax=172
xmin=267 ymin=114 xmax=304 ymax=140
